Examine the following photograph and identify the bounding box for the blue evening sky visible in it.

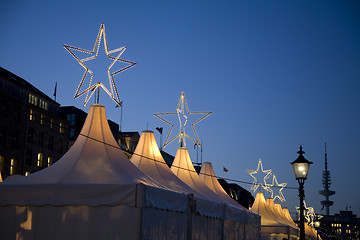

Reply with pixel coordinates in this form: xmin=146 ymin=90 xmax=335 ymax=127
xmin=1 ymin=0 xmax=359 ymax=217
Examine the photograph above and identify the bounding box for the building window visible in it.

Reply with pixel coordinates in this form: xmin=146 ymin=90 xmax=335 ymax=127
xmin=38 ymin=131 xmax=44 ymax=147
xmin=50 ymin=118 xmax=54 ymax=129
xmin=25 ymin=172 xmax=30 ymax=176
xmin=39 ymin=99 xmax=48 ymax=110
xmin=48 ymin=135 xmax=54 ymax=150
xmin=29 ymin=108 xmax=34 ymax=121
xmin=47 ymin=157 xmax=53 ymax=167
xmin=0 ymin=155 xmax=4 ymax=173
xmin=37 ymin=153 xmax=43 ymax=167
xmin=40 ymin=113 xmax=45 ymax=125
xmin=59 ymin=122 xmax=64 ymax=134
xmin=27 ymin=127 xmax=34 ymax=143
xmin=10 ymin=158 xmax=17 ymax=175
xmin=28 ymin=94 xmax=37 ymax=106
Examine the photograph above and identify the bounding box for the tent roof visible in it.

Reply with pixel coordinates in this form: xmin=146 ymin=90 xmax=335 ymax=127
xmin=130 ymin=130 xmax=204 ymax=197
xmin=170 ymin=147 xmax=225 ymax=203
xmin=199 ymin=162 xmax=244 ymax=208
xmin=251 ymin=192 xmax=288 ymax=226
xmin=5 ymin=104 xmax=161 ymax=186
xmin=281 ymin=206 xmax=299 ymax=229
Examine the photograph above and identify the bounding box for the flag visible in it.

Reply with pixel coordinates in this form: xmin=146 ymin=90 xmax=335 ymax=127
xmin=156 ymin=127 xmax=163 ymax=134
xmin=223 ymin=167 xmax=228 ymax=172
xmin=53 ymin=82 xmax=57 ymax=98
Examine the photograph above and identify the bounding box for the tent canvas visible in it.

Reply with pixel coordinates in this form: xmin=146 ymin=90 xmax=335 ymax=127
xmin=251 ymin=192 xmax=299 ymax=240
xmin=0 ymin=104 xmax=260 ymax=239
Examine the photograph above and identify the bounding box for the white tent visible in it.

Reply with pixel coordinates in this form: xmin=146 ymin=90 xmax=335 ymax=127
xmin=170 ymin=148 xmax=260 ymax=238
xmin=251 ymin=192 xmax=299 ymax=240
xmin=281 ymin=206 xmax=300 ymax=230
xmin=199 ymin=162 xmax=241 ymax=207
xmin=130 ymin=130 xmax=208 ymax=199
xmin=0 ymin=105 xmax=190 ymax=239
xmin=171 ymin=147 xmax=226 ymax=204
xmin=5 ymin=104 xmax=160 ymax=185
xmin=0 ymin=104 xmax=260 ymax=239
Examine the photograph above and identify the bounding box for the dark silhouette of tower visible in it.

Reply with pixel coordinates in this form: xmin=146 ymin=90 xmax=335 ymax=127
xmin=319 ymin=142 xmax=335 ymax=215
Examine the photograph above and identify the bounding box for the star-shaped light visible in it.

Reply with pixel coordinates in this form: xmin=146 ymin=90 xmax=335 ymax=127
xmin=63 ymin=24 xmax=136 ymax=107
xmin=154 ymin=91 xmax=212 ymax=148
xmin=246 ymin=159 xmax=273 ymax=194
xmin=296 ymin=200 xmax=316 ymax=225
xmin=268 ymin=174 xmax=287 ymax=202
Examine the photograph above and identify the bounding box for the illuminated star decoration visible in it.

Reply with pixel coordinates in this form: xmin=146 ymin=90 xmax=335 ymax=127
xmin=296 ymin=200 xmax=316 ymax=225
xmin=246 ymin=159 xmax=273 ymax=194
xmin=268 ymin=173 xmax=287 ymax=202
xmin=63 ymin=24 xmax=136 ymax=107
xmin=154 ymin=91 xmax=212 ymax=148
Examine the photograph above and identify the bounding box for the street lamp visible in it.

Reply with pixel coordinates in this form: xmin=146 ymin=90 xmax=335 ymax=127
xmin=314 ymin=219 xmax=321 ymax=240
xmin=291 ymin=145 xmax=313 ymax=240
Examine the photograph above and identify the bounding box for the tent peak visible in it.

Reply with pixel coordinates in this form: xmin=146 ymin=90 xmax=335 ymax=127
xmin=142 ymin=130 xmax=153 ymax=133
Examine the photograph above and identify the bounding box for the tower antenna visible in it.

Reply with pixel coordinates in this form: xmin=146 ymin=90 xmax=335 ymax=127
xmin=319 ymin=141 xmax=336 ymax=215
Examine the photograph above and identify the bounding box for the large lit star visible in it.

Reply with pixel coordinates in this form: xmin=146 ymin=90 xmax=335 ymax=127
xmin=246 ymin=159 xmax=273 ymax=194
xmin=63 ymin=24 xmax=136 ymax=107
xmin=268 ymin=174 xmax=287 ymax=202
xmin=154 ymin=91 xmax=212 ymax=148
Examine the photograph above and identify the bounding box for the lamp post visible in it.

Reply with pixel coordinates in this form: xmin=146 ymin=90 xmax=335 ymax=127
xmin=291 ymin=145 xmax=313 ymax=240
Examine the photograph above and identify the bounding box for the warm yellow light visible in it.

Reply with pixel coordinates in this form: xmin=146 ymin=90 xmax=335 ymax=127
xmin=154 ymin=91 xmax=212 ymax=148
xmin=47 ymin=157 xmax=53 ymax=167
xmin=246 ymin=159 xmax=273 ymax=194
xmin=64 ymin=24 xmax=136 ymax=107
xmin=37 ymin=153 xmax=43 ymax=167
xmin=268 ymin=174 xmax=287 ymax=202
xmin=10 ymin=158 xmax=16 ymax=175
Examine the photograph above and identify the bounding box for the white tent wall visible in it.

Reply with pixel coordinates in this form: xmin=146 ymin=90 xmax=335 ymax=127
xmin=0 ymin=184 xmax=259 ymax=240
xmin=0 ymin=205 xmax=142 ymax=240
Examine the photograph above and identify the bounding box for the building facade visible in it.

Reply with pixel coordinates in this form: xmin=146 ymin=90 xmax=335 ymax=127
xmin=319 ymin=210 xmax=360 ymax=240
xmin=0 ymin=67 xmax=69 ymax=179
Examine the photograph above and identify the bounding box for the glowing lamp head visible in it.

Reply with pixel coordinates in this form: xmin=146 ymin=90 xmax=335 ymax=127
xmin=291 ymin=145 xmax=313 ymax=180
xmin=314 ymin=220 xmax=321 ymax=228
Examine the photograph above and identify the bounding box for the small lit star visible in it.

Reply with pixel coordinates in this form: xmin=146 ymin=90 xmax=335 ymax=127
xmin=268 ymin=174 xmax=287 ymax=202
xmin=154 ymin=91 xmax=212 ymax=148
xmin=296 ymin=200 xmax=316 ymax=225
xmin=63 ymin=24 xmax=136 ymax=107
xmin=246 ymin=159 xmax=273 ymax=194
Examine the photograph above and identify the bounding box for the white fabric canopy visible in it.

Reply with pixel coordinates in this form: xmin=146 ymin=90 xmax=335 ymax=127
xmin=130 ymin=130 xmax=208 ymax=200
xmin=251 ymin=192 xmax=299 ymax=240
xmin=4 ymin=104 xmax=160 ymax=185
xmin=199 ymin=162 xmax=261 ymax=223
xmin=171 ymin=147 xmax=224 ymax=204
xmin=199 ymin=162 xmax=243 ymax=208
xmin=251 ymin=192 xmax=287 ymax=226
xmin=282 ymin=207 xmax=299 ymax=229
xmin=0 ymin=104 xmax=261 ymax=239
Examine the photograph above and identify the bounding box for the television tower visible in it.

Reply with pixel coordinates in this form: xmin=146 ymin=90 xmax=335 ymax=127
xmin=318 ymin=142 xmax=335 ymax=215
